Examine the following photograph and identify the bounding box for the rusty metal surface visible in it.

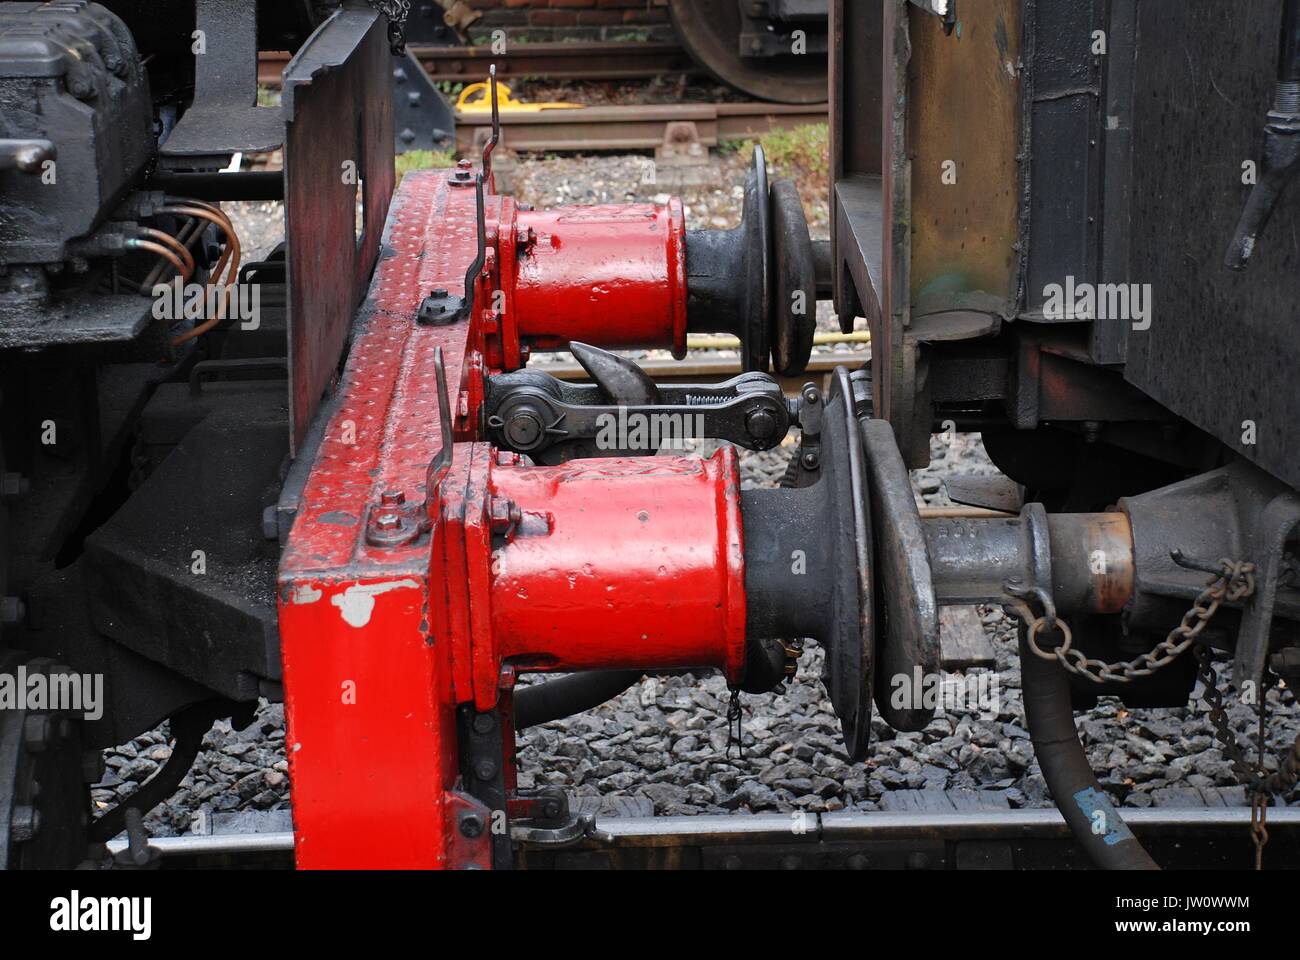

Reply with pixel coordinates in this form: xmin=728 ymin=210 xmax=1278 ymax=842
xmin=282 ymin=7 xmax=395 ymax=453
xmin=906 ymin=0 xmax=1024 ymax=319
xmin=456 ymin=101 xmax=827 ymax=154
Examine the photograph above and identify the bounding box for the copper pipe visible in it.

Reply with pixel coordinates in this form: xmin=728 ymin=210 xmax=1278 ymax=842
xmin=137 ymin=227 xmax=194 ymax=279
xmin=126 ymin=239 xmax=186 ymax=281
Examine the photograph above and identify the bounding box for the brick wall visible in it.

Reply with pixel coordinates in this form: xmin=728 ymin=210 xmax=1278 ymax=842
xmin=463 ymin=0 xmax=674 ymax=44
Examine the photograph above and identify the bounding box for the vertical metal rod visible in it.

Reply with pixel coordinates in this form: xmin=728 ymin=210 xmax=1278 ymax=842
xmin=482 ymin=64 xmax=500 ymax=183
xmin=459 ymin=172 xmax=487 ymax=323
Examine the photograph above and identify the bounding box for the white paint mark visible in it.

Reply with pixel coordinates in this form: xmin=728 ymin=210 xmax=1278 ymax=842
xmin=292 ymin=584 xmax=323 ymax=605
xmin=330 ymin=579 xmax=421 ymax=628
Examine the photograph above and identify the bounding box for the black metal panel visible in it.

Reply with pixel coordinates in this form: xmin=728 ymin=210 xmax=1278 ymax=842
xmin=83 ymin=386 xmax=286 ymax=701
xmin=1121 ymin=0 xmax=1300 ymax=490
xmin=1023 ymin=0 xmax=1103 ymax=318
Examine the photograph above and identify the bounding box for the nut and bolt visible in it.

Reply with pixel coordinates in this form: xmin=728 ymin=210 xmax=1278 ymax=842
xmin=801 ymin=451 xmax=820 ymax=470
xmin=488 ymin=498 xmax=522 ymax=535
xmin=373 ymin=512 xmax=403 ymax=532
xmin=380 ymin=489 xmax=406 ymax=507
xmin=458 ymin=810 xmax=485 ymax=838
xmin=450 ymin=158 xmax=475 ymax=187
xmin=473 ymin=759 xmax=498 ymax=781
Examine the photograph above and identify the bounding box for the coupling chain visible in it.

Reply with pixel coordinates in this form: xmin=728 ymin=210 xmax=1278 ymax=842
xmin=1005 ymin=559 xmax=1256 ymax=685
xmin=367 ymin=0 xmax=411 ymax=53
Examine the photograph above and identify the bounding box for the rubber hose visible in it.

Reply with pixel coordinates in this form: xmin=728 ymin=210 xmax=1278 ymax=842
xmin=514 ymin=670 xmax=646 ymax=730
xmin=1019 ymin=627 xmax=1159 ymax=870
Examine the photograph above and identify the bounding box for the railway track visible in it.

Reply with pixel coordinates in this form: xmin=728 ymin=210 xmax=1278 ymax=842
xmin=109 ymin=808 xmax=1300 ymax=870
xmin=258 ymin=41 xmax=699 ymax=87
xmin=454 ymin=100 xmax=826 ymax=154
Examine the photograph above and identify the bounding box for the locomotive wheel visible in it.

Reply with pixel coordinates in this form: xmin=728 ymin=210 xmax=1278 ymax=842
xmin=668 ymin=0 xmax=828 ymax=104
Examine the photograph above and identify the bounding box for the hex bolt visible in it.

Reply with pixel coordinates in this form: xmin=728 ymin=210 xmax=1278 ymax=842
xmin=458 ymin=810 xmax=485 ymax=838
xmin=474 ymin=759 xmax=498 ymax=781
xmin=374 ymin=512 xmax=403 ymax=532
xmin=10 ymin=805 xmax=40 ymax=843
xmin=488 ymin=498 xmax=521 ymax=534
xmin=380 ymin=489 xmax=406 ymax=507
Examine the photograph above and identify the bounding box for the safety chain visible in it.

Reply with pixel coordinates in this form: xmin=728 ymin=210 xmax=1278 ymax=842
xmin=725 ymin=689 xmax=744 ymax=760
xmin=367 ymin=0 xmax=411 ymax=54
xmin=1005 ymin=558 xmax=1300 ymax=867
xmin=1006 ymin=559 xmax=1256 ymax=685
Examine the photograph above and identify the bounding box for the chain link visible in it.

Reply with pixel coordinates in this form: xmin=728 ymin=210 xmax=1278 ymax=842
xmin=367 ymin=0 xmax=411 ymax=54
xmin=1005 ymin=558 xmax=1300 ymax=867
xmin=1008 ymin=559 xmax=1256 ymax=685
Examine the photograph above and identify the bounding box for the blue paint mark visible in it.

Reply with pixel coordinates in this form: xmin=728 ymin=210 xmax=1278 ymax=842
xmin=1072 ymin=787 xmax=1135 ymax=846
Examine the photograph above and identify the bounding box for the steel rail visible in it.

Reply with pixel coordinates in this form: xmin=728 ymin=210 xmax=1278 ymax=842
xmin=108 ymin=807 xmax=1300 ymax=869
xmin=258 ymin=42 xmax=700 ymax=87
xmin=454 ymin=100 xmax=828 ymax=153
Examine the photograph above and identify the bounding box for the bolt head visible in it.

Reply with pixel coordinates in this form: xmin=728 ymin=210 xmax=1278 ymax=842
xmin=472 ymin=714 xmax=495 ymax=734
xmin=380 ymin=489 xmax=406 ymax=507
xmin=374 ymin=512 xmax=402 ymax=531
xmin=745 ymin=408 xmax=778 ymax=441
xmin=459 ymin=811 xmax=485 ymax=838
xmin=474 ymin=759 xmax=497 ymax=781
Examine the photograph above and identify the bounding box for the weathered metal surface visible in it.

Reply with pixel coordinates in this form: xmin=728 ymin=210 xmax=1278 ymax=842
xmin=283 ymin=6 xmax=395 ymax=454
xmin=907 ymin=0 xmax=1024 ymax=319
xmin=1120 ymin=0 xmax=1300 ymax=491
xmin=860 ymin=417 xmax=938 ymax=732
xmin=159 ymin=0 xmax=283 ymax=162
xmin=277 ymin=167 xmax=473 ymax=869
